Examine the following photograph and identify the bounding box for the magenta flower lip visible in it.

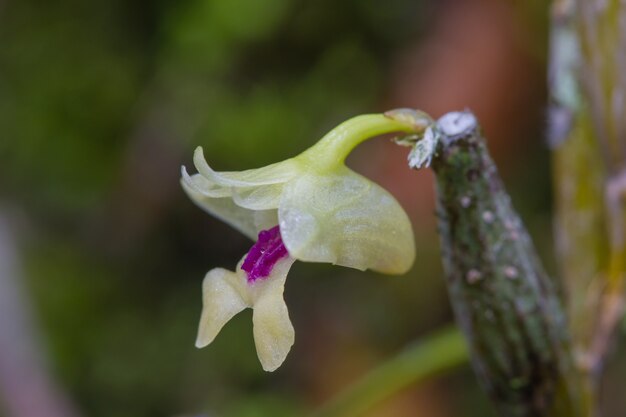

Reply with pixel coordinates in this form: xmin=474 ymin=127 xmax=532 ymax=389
xmin=242 ymin=226 xmax=289 ymax=282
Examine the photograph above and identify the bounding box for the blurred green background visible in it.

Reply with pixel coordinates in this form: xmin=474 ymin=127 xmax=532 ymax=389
xmin=0 ymin=0 xmax=624 ymax=416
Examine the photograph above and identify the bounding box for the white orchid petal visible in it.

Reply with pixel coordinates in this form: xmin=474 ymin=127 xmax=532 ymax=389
xmin=279 ymin=168 xmax=415 ymax=274
xmin=253 ymin=210 xmax=279 ymax=233
xmin=193 ymin=147 xmax=300 ymax=187
xmin=232 ymin=184 xmax=284 ymax=210
xmin=253 ymin=296 xmax=294 ymax=372
xmin=249 ymin=258 xmax=295 ymax=372
xmin=182 ymin=179 xmax=273 ymax=239
xmin=185 ymin=112 xmax=426 ymax=372
xmin=196 ymin=267 xmax=248 ymax=348
xmin=181 ymin=167 xmax=232 ymax=198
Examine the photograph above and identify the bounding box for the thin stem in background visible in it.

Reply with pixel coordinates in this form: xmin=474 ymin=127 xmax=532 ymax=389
xmin=310 ymin=326 xmax=468 ymax=417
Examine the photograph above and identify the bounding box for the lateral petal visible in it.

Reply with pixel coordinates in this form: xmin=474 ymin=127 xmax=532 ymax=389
xmin=181 ymin=166 xmax=231 ymax=198
xmin=182 ymin=177 xmax=278 ymax=239
xmin=193 ymin=147 xmax=300 ymax=187
xmin=232 ymin=183 xmax=284 ymax=210
xmin=279 ymin=168 xmax=415 ymax=274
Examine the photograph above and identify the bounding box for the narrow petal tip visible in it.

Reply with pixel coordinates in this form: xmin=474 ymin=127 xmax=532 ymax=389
xmin=195 ymin=338 xmax=209 ymax=349
xmin=195 ymin=267 xmax=248 ymax=351
xmin=195 ymin=322 xmax=216 ymax=349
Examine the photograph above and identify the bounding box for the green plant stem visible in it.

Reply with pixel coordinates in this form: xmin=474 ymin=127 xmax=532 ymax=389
xmin=310 ymin=326 xmax=468 ymax=417
xmin=431 ymin=111 xmax=589 ymax=417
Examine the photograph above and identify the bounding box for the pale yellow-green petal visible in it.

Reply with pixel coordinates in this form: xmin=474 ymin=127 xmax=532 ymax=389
xmin=181 ymin=166 xmax=231 ymax=198
xmin=193 ymin=147 xmax=300 ymax=187
xmin=181 ymin=178 xmax=277 ymax=239
xmin=232 ymin=183 xmax=284 ymax=210
xmin=196 ymin=267 xmax=248 ymax=348
xmin=250 ymin=258 xmax=295 ymax=372
xmin=196 ymin=257 xmax=296 ymax=371
xmin=278 ymin=168 xmax=415 ymax=274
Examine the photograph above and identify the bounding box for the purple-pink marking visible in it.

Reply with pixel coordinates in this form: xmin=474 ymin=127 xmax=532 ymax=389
xmin=242 ymin=225 xmax=288 ymax=283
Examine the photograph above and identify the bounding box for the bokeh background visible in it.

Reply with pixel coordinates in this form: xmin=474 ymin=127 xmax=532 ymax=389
xmin=1 ymin=0 xmax=624 ymax=416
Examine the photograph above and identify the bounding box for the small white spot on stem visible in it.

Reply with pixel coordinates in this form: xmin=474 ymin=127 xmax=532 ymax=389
xmin=482 ymin=211 xmax=495 ymax=223
xmin=504 ymin=266 xmax=518 ymax=279
xmin=460 ymin=196 xmax=472 ymax=208
xmin=466 ymin=269 xmax=483 ymax=284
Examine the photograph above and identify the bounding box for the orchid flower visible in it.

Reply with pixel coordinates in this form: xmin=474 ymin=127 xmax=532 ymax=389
xmin=181 ymin=109 xmax=430 ymax=371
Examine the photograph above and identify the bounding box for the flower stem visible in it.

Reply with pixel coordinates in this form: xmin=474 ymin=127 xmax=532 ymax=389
xmin=309 ymin=326 xmax=468 ymax=417
xmin=298 ymin=111 xmax=430 ymax=170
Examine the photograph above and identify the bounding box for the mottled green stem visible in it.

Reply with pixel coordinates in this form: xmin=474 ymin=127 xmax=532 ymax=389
xmin=430 ymin=112 xmax=589 ymax=417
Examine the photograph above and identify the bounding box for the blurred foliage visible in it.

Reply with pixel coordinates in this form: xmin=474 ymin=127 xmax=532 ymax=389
xmin=0 ymin=0 xmax=426 ymax=211
xmin=0 ymin=1 xmax=445 ymax=416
